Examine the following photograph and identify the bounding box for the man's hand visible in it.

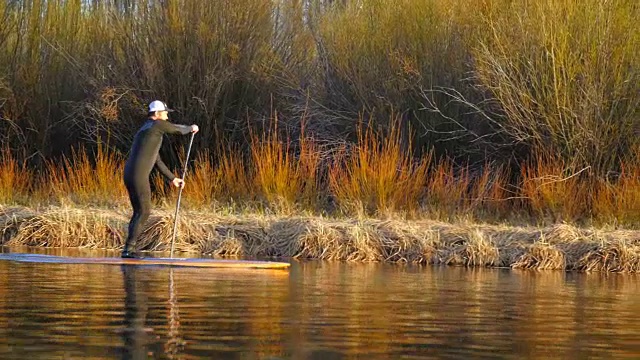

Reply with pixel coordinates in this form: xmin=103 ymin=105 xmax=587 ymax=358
xmin=190 ymin=124 xmax=199 ymax=133
xmin=172 ymin=178 xmax=185 ymax=188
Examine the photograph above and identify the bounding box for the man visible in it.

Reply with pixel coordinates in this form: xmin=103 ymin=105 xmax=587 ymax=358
xmin=122 ymin=100 xmax=199 ymax=258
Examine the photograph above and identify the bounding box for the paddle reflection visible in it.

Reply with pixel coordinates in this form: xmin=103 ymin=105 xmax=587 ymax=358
xmin=165 ymin=268 xmax=185 ymax=358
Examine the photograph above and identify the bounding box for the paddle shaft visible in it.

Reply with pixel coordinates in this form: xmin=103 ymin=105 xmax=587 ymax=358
xmin=170 ymin=131 xmax=196 ymax=258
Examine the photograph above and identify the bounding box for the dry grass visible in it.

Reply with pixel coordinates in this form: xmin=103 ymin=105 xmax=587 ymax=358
xmin=181 ymin=149 xmax=217 ymax=208
xmin=577 ymin=241 xmax=640 ymax=273
xmin=212 ymin=146 xmax=254 ymax=205
xmin=0 ymin=123 xmax=639 ymax=229
xmin=2 ymin=205 xmax=640 ymax=273
xmin=468 ymin=163 xmax=513 ymax=220
xmin=0 ymin=206 xmax=125 ymax=249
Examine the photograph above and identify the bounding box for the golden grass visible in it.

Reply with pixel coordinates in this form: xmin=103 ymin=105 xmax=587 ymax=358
xmin=212 ymin=146 xmax=254 ymax=204
xmin=422 ymin=157 xmax=468 ymax=219
xmin=468 ymin=162 xmax=513 ymax=219
xmin=42 ymin=145 xmax=127 ymax=206
xmin=181 ymin=150 xmax=217 ymax=208
xmin=250 ymin=115 xmax=321 ymax=213
xmin=593 ymin=159 xmax=640 ymax=226
xmin=329 ymin=119 xmax=429 ymax=217
xmin=2 ymin=205 xmax=639 ymax=273
xmin=519 ymin=155 xmax=591 ymax=223
xmin=0 ymin=147 xmax=31 ymax=204
xmin=0 ymin=111 xmax=639 ymax=228
xmin=1 ymin=127 xmax=639 ymax=228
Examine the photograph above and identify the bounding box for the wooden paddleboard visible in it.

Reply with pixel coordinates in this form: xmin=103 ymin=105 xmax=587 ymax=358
xmin=0 ymin=253 xmax=290 ymax=269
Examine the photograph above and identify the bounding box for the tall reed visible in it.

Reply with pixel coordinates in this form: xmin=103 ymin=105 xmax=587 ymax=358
xmin=467 ymin=163 xmax=512 ymax=221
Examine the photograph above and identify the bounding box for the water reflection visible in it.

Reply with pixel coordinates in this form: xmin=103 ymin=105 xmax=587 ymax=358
xmin=0 ymin=250 xmax=638 ymax=359
xmin=285 ymin=263 xmax=640 ymax=359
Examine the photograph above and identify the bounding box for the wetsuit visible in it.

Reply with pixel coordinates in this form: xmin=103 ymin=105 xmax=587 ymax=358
xmin=123 ymin=119 xmax=192 ymax=252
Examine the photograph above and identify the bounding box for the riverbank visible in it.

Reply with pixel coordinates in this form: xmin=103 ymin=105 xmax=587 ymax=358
xmin=1 ymin=205 xmax=638 ymax=273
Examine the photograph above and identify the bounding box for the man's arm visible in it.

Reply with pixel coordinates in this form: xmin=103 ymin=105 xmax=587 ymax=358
xmin=156 ymin=121 xmax=193 ymax=135
xmin=155 ymin=154 xmax=176 ymax=181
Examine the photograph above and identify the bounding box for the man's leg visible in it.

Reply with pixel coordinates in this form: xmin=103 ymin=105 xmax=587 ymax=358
xmin=122 ymin=180 xmax=152 ymax=257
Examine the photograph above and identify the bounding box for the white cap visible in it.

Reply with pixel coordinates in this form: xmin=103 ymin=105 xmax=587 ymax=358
xmin=148 ymin=100 xmax=174 ymax=112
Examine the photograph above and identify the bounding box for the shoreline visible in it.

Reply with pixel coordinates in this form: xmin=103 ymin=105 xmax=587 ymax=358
xmin=1 ymin=205 xmax=639 ymax=273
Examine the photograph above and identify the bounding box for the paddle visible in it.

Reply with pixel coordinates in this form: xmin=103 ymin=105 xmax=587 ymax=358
xmin=170 ymin=131 xmax=196 ymax=258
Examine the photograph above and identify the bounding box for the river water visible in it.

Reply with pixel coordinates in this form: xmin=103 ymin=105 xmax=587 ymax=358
xmin=0 ymin=248 xmax=638 ymax=359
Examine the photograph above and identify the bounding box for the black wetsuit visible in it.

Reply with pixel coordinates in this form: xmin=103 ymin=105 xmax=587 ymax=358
xmin=123 ymin=119 xmax=192 ymax=252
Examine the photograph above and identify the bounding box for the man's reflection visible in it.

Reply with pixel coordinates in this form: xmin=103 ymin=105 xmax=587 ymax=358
xmin=121 ymin=265 xmax=151 ymax=360
xmin=121 ymin=265 xmax=184 ymax=359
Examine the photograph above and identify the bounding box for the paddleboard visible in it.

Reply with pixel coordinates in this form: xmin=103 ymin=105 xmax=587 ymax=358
xmin=0 ymin=253 xmax=290 ymax=269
